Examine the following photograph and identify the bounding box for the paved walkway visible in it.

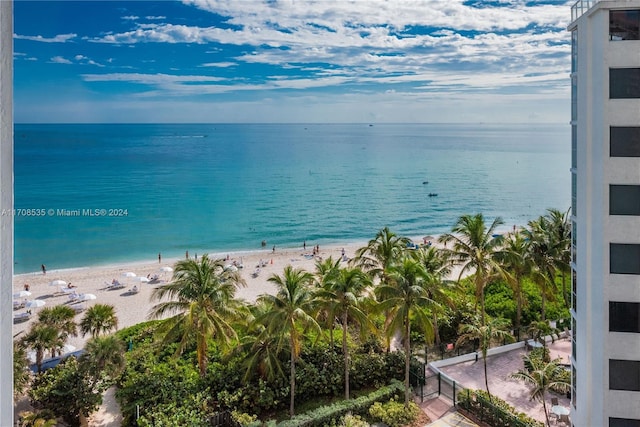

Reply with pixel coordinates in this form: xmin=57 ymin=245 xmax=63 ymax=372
xmin=437 ymin=339 xmax=571 ymax=424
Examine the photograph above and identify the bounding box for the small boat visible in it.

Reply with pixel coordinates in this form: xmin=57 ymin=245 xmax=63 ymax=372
xmin=428 ymin=193 xmax=438 ymax=197
xmin=422 ymin=181 xmax=429 ymax=185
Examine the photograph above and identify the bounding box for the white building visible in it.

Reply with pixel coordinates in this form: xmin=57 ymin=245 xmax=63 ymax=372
xmin=569 ymin=1 xmax=640 ymax=426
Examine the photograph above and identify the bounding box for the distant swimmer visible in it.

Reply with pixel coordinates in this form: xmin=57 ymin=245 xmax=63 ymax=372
xmin=422 ymin=181 xmax=429 ymax=184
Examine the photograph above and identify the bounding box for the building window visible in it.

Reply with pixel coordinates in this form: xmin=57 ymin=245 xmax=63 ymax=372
xmin=611 ymin=127 xmax=640 ymax=157
xmin=610 ymin=68 xmax=640 ymax=99
xmin=610 ymin=185 xmax=640 ymax=215
xmin=610 ymin=359 xmax=640 ymax=391
xmin=610 ymin=302 xmax=640 ymax=333
xmin=610 ymin=419 xmax=640 ymax=427
xmin=572 ymin=273 xmax=577 ymax=312
xmin=610 ymin=10 xmax=640 ymax=41
xmin=610 ymin=243 xmax=640 ymax=275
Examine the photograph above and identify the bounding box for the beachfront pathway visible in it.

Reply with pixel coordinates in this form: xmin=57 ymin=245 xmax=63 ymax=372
xmin=437 ymin=339 xmax=571 ymax=424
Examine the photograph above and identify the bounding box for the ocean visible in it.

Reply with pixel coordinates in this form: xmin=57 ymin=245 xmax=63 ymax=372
xmin=14 ymin=123 xmax=570 ymax=274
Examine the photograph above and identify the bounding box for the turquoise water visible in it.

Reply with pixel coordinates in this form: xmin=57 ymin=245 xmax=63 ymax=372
xmin=14 ymin=123 xmax=570 ymax=274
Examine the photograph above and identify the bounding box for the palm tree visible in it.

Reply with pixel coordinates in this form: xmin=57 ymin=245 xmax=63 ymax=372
xmin=352 ymin=227 xmax=409 ymax=280
xmin=498 ymin=231 xmax=531 ymax=336
xmin=376 ymin=256 xmax=438 ymax=407
xmin=14 ymin=342 xmax=31 ymax=396
xmin=545 ymin=208 xmax=572 ymax=308
xmin=37 ymin=305 xmax=78 ymax=357
xmin=455 ymin=317 xmax=513 ymax=400
xmin=238 ymin=301 xmax=287 ymax=383
xmin=410 ymin=245 xmax=455 ymax=347
xmin=149 ymin=255 xmax=246 ymax=377
xmin=316 ymin=266 xmax=375 ymax=400
xmin=510 ymin=355 xmax=570 ymax=427
xmin=314 ymin=256 xmax=343 ymax=349
xmin=258 ymin=266 xmax=321 ymax=417
xmin=79 ymin=304 xmax=118 ymax=338
xmin=523 ymin=216 xmax=559 ymax=322
xmin=440 ymin=213 xmax=506 ymax=325
xmin=21 ymin=324 xmax=63 ymax=373
xmin=81 ymin=335 xmax=126 ymax=385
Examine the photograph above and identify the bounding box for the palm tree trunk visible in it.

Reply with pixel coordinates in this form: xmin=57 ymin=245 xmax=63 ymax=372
xmin=541 ymin=282 xmax=547 ymax=322
xmin=198 ymin=336 xmax=207 ymax=377
xmin=432 ymin=312 xmax=441 ymax=347
xmin=542 ymin=396 xmax=550 ymax=427
xmin=343 ymin=312 xmax=349 ymax=400
xmin=290 ymin=337 xmax=296 ymax=417
xmin=483 ymin=352 xmax=491 ymax=402
xmin=404 ymin=315 xmax=411 ymax=407
xmin=561 ymin=271 xmax=568 ymax=308
xmin=516 ymin=286 xmax=522 ymax=334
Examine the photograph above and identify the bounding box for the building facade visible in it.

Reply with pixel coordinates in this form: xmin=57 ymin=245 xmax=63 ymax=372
xmin=569 ymin=1 xmax=640 ymax=426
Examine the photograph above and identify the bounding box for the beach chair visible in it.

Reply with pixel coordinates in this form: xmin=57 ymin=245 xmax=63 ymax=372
xmin=558 ymin=414 xmax=570 ymax=425
xmin=71 ymin=304 xmax=86 ymax=314
xmin=551 ymin=397 xmax=559 ymax=406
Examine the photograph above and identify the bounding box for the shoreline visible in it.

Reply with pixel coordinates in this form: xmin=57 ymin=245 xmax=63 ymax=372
xmin=12 ymin=227 xmax=519 ymax=351
xmin=12 ymin=239 xmax=390 ymax=351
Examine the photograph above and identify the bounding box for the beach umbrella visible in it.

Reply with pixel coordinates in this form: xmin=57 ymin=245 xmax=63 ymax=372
xmin=25 ymin=300 xmax=46 ymax=309
xmin=122 ymin=272 xmax=136 ymax=278
xmin=61 ymin=344 xmax=76 ymax=355
xmin=13 ymin=290 xmax=31 ymax=299
xmin=160 ymin=266 xmax=173 ymax=273
xmin=137 ymin=276 xmax=150 ymax=283
xmin=79 ymin=293 xmax=97 ymax=301
xmin=49 ymin=279 xmax=67 ymax=287
xmin=224 ymin=265 xmax=238 ymax=272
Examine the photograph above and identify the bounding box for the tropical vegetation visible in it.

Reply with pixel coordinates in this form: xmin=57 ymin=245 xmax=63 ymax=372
xmin=14 ymin=208 xmax=571 ymax=426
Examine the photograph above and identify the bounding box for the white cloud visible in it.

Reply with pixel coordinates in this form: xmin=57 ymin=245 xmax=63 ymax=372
xmin=14 ymin=33 xmax=76 ymax=43
xmin=200 ymin=61 xmax=236 ymax=68
xmin=50 ymin=56 xmax=72 ymax=64
xmin=145 ymin=16 xmax=166 ymax=20
xmin=122 ymin=15 xmax=139 ymax=21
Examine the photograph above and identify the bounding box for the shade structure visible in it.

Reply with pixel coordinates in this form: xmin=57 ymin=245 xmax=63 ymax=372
xmin=49 ymin=279 xmax=67 ymax=287
xmin=160 ymin=266 xmax=173 ymax=273
xmin=25 ymin=300 xmax=46 ymax=308
xmin=13 ymin=290 xmax=31 ymax=299
xmin=78 ymin=293 xmax=97 ymax=301
xmin=61 ymin=344 xmax=76 ymax=354
xmin=122 ymin=272 xmax=136 ymax=278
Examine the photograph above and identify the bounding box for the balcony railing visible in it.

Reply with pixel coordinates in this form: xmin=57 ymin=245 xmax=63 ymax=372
xmin=571 ymin=0 xmax=601 ymax=22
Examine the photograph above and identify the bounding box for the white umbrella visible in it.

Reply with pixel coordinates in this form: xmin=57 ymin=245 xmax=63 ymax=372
xmin=224 ymin=265 xmax=238 ymax=272
xmin=49 ymin=279 xmax=67 ymax=287
xmin=137 ymin=276 xmax=150 ymax=283
xmin=160 ymin=266 xmax=173 ymax=273
xmin=13 ymin=290 xmax=31 ymax=298
xmin=25 ymin=300 xmax=46 ymax=308
xmin=79 ymin=293 xmax=97 ymax=301
xmin=122 ymin=272 xmax=136 ymax=278
xmin=61 ymin=344 xmax=76 ymax=355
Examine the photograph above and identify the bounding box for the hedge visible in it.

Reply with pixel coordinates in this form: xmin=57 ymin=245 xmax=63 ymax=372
xmin=266 ymin=380 xmax=405 ymax=427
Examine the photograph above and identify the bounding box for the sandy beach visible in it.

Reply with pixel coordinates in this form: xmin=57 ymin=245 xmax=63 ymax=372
xmin=13 ymin=239 xmax=415 ymax=350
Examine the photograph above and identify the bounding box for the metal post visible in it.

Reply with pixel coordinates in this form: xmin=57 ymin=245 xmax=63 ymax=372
xmin=0 ymin=2 xmax=14 ymax=426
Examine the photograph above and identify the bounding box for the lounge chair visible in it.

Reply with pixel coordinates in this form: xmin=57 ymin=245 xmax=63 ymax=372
xmin=13 ymin=300 xmax=25 ymax=310
xmin=71 ymin=304 xmax=86 ymax=314
xmin=13 ymin=312 xmax=31 ymax=322
xmin=551 ymin=397 xmax=559 ymax=406
xmin=60 ymin=286 xmax=75 ymax=294
xmin=558 ymin=414 xmax=570 ymax=425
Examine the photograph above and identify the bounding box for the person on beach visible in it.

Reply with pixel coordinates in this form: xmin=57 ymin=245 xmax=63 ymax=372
xmin=41 ymin=264 xmax=46 ymax=275
xmin=303 ymin=241 xmax=306 ymax=250
xmin=186 ymin=250 xmax=189 ymax=259
xmin=272 ymin=245 xmax=275 ymax=253
xmin=261 ymin=240 xmax=266 ymax=248
xmin=24 ymin=283 xmax=30 ymax=291
xmin=158 ymin=253 xmax=161 ymax=263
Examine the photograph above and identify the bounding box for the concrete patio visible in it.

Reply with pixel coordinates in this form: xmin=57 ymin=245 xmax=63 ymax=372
xmin=427 ymin=338 xmax=572 ymax=425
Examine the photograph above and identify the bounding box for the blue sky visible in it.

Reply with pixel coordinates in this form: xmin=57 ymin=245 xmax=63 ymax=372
xmin=14 ymin=0 xmax=573 ymax=123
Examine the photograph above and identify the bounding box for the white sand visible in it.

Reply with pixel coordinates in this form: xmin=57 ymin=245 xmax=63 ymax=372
xmin=12 ymin=241 xmax=385 ymax=350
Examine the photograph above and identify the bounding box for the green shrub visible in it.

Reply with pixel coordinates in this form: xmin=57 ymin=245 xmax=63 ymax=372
xmin=457 ymin=389 xmax=543 ymax=427
xmin=232 ymin=410 xmax=258 ymax=426
xmin=368 ymin=399 xmax=419 ymax=427
xmin=276 ymin=380 xmax=404 ymax=427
